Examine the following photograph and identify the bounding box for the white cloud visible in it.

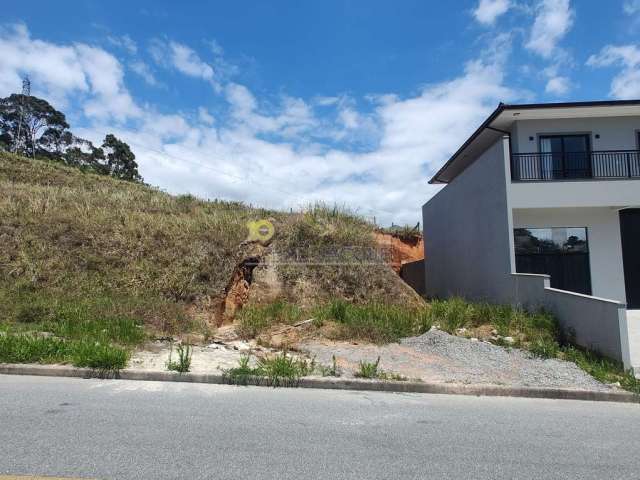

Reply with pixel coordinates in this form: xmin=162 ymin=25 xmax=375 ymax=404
xmin=151 ymin=39 xmax=217 ymax=88
xmin=624 ymin=0 xmax=640 ymax=15
xmin=198 ymin=107 xmax=215 ymax=125
xmin=526 ymin=0 xmax=574 ymax=58
xmin=0 ymin=24 xmax=520 ymax=225
xmin=169 ymin=42 xmax=214 ymax=81
xmin=473 ymin=0 xmax=511 ymax=25
xmin=545 ymin=75 xmax=570 ymax=95
xmin=130 ymin=61 xmax=159 ymax=86
xmin=0 ymin=24 xmax=139 ymax=121
xmin=107 ymin=34 xmax=137 ymax=54
xmin=587 ymin=44 xmax=640 ymax=98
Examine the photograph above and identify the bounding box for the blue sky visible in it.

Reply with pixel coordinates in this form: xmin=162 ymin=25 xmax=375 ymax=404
xmin=1 ymin=0 xmax=640 ymax=224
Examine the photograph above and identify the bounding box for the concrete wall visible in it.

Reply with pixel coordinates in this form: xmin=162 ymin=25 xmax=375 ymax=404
xmin=513 ymin=207 xmax=627 ymax=303
xmin=512 ymin=116 xmax=640 ymax=153
xmin=422 ymin=137 xmax=514 ymax=302
xmin=400 ymin=260 xmax=425 ymax=296
xmin=511 ymin=273 xmax=630 ymax=366
xmin=509 ymin=180 xmax=640 ymax=209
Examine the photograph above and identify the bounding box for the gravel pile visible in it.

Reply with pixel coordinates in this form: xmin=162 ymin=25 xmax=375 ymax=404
xmin=401 ymin=329 xmax=611 ymax=391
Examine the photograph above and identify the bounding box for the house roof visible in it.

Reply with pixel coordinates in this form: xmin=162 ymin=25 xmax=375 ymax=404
xmin=429 ymin=99 xmax=640 ymax=184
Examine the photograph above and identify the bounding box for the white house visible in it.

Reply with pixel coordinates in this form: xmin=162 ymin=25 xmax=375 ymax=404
xmin=422 ymin=100 xmax=640 ymax=371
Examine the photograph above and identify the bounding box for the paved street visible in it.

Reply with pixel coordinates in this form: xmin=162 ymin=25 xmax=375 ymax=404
xmin=1 ymin=375 xmax=639 ymax=480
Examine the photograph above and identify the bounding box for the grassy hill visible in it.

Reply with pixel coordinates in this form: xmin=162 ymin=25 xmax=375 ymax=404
xmin=0 ymin=152 xmax=422 ymax=341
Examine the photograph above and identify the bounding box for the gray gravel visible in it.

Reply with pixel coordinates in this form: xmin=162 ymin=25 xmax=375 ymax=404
xmin=401 ymin=329 xmax=611 ymax=390
xmin=301 ymin=329 xmax=615 ymax=391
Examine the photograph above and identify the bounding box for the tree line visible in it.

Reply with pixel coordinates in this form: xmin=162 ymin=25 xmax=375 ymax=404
xmin=0 ymin=93 xmax=142 ymax=182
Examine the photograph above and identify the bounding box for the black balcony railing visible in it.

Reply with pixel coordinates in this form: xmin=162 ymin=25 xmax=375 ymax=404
xmin=511 ymin=150 xmax=640 ymax=181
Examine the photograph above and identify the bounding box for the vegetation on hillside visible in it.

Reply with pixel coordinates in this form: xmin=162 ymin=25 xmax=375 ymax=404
xmin=0 ymin=152 xmax=421 ymax=370
xmin=0 ymin=92 xmax=142 ymax=182
xmin=237 ymin=297 xmax=640 ymax=394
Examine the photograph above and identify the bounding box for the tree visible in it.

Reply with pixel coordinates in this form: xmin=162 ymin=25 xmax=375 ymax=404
xmin=102 ymin=134 xmax=142 ymax=182
xmin=0 ymin=94 xmax=69 ymax=158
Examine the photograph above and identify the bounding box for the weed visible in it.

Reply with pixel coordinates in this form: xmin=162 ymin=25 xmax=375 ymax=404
xmin=257 ymin=352 xmax=312 ymax=387
xmin=317 ymin=354 xmax=340 ymax=377
xmin=529 ymin=337 xmax=560 ymax=359
xmin=355 ymin=357 xmax=381 ymax=379
xmin=377 ymin=371 xmax=409 ymax=381
xmin=223 ymin=351 xmax=312 ymax=387
xmin=166 ymin=343 xmax=193 ymax=373
xmin=223 ymin=353 xmax=258 ymax=385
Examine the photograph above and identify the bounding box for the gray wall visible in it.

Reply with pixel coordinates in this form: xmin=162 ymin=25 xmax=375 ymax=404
xmin=400 ymin=260 xmax=425 ymax=296
xmin=422 ymin=137 xmax=514 ymax=302
xmin=511 ymin=273 xmax=629 ymax=365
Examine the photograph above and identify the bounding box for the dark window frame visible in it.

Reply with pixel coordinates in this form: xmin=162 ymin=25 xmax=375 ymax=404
xmin=538 ymin=134 xmax=592 ymax=179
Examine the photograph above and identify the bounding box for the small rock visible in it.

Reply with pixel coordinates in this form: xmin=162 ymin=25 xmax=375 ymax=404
xmin=470 ymin=337 xmax=479 ymax=342
xmin=456 ymin=327 xmax=467 ymax=334
xmin=503 ymin=336 xmax=515 ymax=345
xmin=491 ymin=329 xmax=498 ymax=336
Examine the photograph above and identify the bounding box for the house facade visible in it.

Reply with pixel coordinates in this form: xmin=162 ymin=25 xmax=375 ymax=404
xmin=422 ymin=100 xmax=640 ymax=371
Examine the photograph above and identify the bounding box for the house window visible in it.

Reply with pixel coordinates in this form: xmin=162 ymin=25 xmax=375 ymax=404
xmin=514 ymin=227 xmax=592 ymax=295
xmin=539 ymin=134 xmax=591 ymax=179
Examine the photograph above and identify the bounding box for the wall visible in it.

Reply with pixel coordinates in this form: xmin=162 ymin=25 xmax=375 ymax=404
xmin=422 ymin=137 xmax=514 ymax=302
xmin=400 ymin=260 xmax=425 ymax=296
xmin=512 ymin=116 xmax=640 ymax=153
xmin=510 ymin=180 xmax=640 ymax=209
xmin=513 ymin=207 xmax=627 ymax=303
xmin=511 ymin=273 xmax=630 ymax=366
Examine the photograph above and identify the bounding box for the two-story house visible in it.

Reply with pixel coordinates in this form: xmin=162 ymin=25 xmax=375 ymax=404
xmin=422 ymin=100 xmax=640 ymax=372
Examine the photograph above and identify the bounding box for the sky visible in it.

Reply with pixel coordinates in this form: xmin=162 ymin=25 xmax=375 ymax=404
xmin=1 ymin=0 xmax=640 ymax=225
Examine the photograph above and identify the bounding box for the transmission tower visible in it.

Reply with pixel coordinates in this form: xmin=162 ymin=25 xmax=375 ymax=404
xmin=13 ymin=76 xmax=31 ymax=155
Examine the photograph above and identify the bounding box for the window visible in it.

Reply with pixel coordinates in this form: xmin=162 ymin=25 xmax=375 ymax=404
xmin=539 ymin=134 xmax=591 ymax=179
xmin=514 ymin=228 xmax=589 ymax=255
xmin=514 ymin=227 xmax=591 ymax=295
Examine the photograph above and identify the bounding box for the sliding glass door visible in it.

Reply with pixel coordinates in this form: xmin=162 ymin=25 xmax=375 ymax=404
xmin=539 ymin=134 xmax=591 ymax=179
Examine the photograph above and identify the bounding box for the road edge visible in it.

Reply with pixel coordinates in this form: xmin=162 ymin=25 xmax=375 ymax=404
xmin=1 ymin=363 xmax=637 ymax=403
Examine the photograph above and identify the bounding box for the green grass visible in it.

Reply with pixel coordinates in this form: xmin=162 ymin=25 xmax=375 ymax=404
xmin=354 ymin=357 xmax=381 ymax=378
xmin=314 ymin=300 xmax=433 ymax=343
xmin=223 ymin=352 xmax=314 ymax=387
xmin=236 ymin=300 xmax=303 ymax=339
xmin=166 ymin=343 xmax=193 ymax=373
xmin=0 ymin=335 xmax=128 ymax=371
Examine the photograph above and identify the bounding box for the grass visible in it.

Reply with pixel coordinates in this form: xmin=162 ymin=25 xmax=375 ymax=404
xmin=314 ymin=300 xmax=433 ymax=343
xmin=223 ymin=351 xmax=314 ymax=387
xmin=354 ymin=356 xmax=408 ymax=381
xmin=236 ymin=300 xmax=303 ymax=339
xmin=243 ymin=297 xmax=640 ymax=394
xmin=0 ymin=152 xmax=420 ymax=342
xmin=166 ymin=343 xmax=193 ymax=373
xmin=355 ymin=357 xmax=381 ymax=378
xmin=0 ymin=335 xmax=129 ymax=371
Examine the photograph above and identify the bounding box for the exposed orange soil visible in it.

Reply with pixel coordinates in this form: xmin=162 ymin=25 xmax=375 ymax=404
xmin=374 ymin=232 xmax=424 ymax=273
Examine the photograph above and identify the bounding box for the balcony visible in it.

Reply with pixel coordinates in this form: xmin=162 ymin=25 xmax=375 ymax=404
xmin=511 ymin=150 xmax=640 ymax=181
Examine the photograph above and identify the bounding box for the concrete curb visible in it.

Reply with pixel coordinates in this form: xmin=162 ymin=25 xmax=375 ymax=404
xmin=1 ymin=363 xmax=638 ymax=403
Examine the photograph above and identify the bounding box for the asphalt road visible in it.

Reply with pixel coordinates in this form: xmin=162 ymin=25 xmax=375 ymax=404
xmin=1 ymin=375 xmax=639 ymax=480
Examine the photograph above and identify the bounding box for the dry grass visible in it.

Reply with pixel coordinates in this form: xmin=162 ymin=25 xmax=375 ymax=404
xmin=0 ymin=152 xmax=420 ymax=339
